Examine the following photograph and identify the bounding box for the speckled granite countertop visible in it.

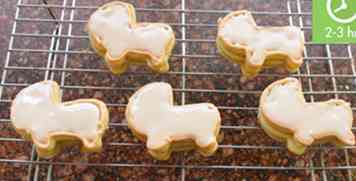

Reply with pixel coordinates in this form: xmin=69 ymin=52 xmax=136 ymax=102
xmin=0 ymin=1 xmax=16 ymax=68
xmin=1 ymin=0 xmax=356 ymax=180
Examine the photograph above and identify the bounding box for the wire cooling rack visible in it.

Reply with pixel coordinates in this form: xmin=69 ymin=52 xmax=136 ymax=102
xmin=1 ymin=0 xmax=356 ymax=180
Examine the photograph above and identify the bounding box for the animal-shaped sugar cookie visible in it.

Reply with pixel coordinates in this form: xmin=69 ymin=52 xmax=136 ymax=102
xmin=87 ymin=1 xmax=175 ymax=74
xmin=126 ymin=82 xmax=221 ymax=160
xmin=11 ymin=81 xmax=109 ymax=158
xmin=217 ymin=10 xmax=304 ymax=78
xmin=259 ymin=78 xmax=354 ymax=154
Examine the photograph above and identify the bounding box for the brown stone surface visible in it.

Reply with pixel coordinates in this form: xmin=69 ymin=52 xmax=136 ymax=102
xmin=0 ymin=0 xmax=16 ymax=78
xmin=1 ymin=0 xmax=356 ymax=180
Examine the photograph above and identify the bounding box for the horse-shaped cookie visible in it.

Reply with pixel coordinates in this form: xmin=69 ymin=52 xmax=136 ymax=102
xmin=259 ymin=78 xmax=354 ymax=154
xmin=11 ymin=81 xmax=109 ymax=158
xmin=87 ymin=1 xmax=175 ymax=74
xmin=126 ymin=82 xmax=221 ymax=160
xmin=217 ymin=10 xmax=304 ymax=78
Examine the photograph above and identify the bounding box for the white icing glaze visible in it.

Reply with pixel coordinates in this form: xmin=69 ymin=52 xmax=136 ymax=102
xmin=11 ymin=81 xmax=100 ymax=143
xmin=127 ymin=82 xmax=221 ymax=149
xmin=219 ymin=12 xmax=303 ymax=64
xmin=263 ymin=78 xmax=354 ymax=145
xmin=88 ymin=2 xmax=173 ymax=58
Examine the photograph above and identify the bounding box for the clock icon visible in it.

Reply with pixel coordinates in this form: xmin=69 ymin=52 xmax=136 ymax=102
xmin=326 ymin=0 xmax=356 ymax=24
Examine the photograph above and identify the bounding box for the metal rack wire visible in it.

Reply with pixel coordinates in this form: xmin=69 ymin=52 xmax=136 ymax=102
xmin=1 ymin=0 xmax=356 ymax=180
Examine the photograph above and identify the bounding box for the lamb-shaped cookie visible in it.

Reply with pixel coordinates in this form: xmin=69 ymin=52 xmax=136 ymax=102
xmin=126 ymin=82 xmax=221 ymax=160
xmin=259 ymin=78 xmax=355 ymax=154
xmin=217 ymin=10 xmax=304 ymax=78
xmin=11 ymin=81 xmax=109 ymax=158
xmin=87 ymin=1 xmax=175 ymax=74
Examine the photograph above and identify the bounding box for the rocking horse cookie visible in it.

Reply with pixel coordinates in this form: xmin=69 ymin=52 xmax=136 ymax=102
xmin=217 ymin=10 xmax=304 ymax=78
xmin=259 ymin=78 xmax=355 ymax=154
xmin=126 ymin=82 xmax=221 ymax=160
xmin=87 ymin=1 xmax=175 ymax=74
xmin=11 ymin=81 xmax=109 ymax=158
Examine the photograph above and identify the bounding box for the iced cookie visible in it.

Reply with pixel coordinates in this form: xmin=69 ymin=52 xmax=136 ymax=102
xmin=259 ymin=78 xmax=354 ymax=154
xmin=11 ymin=81 xmax=109 ymax=158
xmin=87 ymin=1 xmax=175 ymax=74
xmin=126 ymin=82 xmax=221 ymax=160
xmin=217 ymin=10 xmax=304 ymax=78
